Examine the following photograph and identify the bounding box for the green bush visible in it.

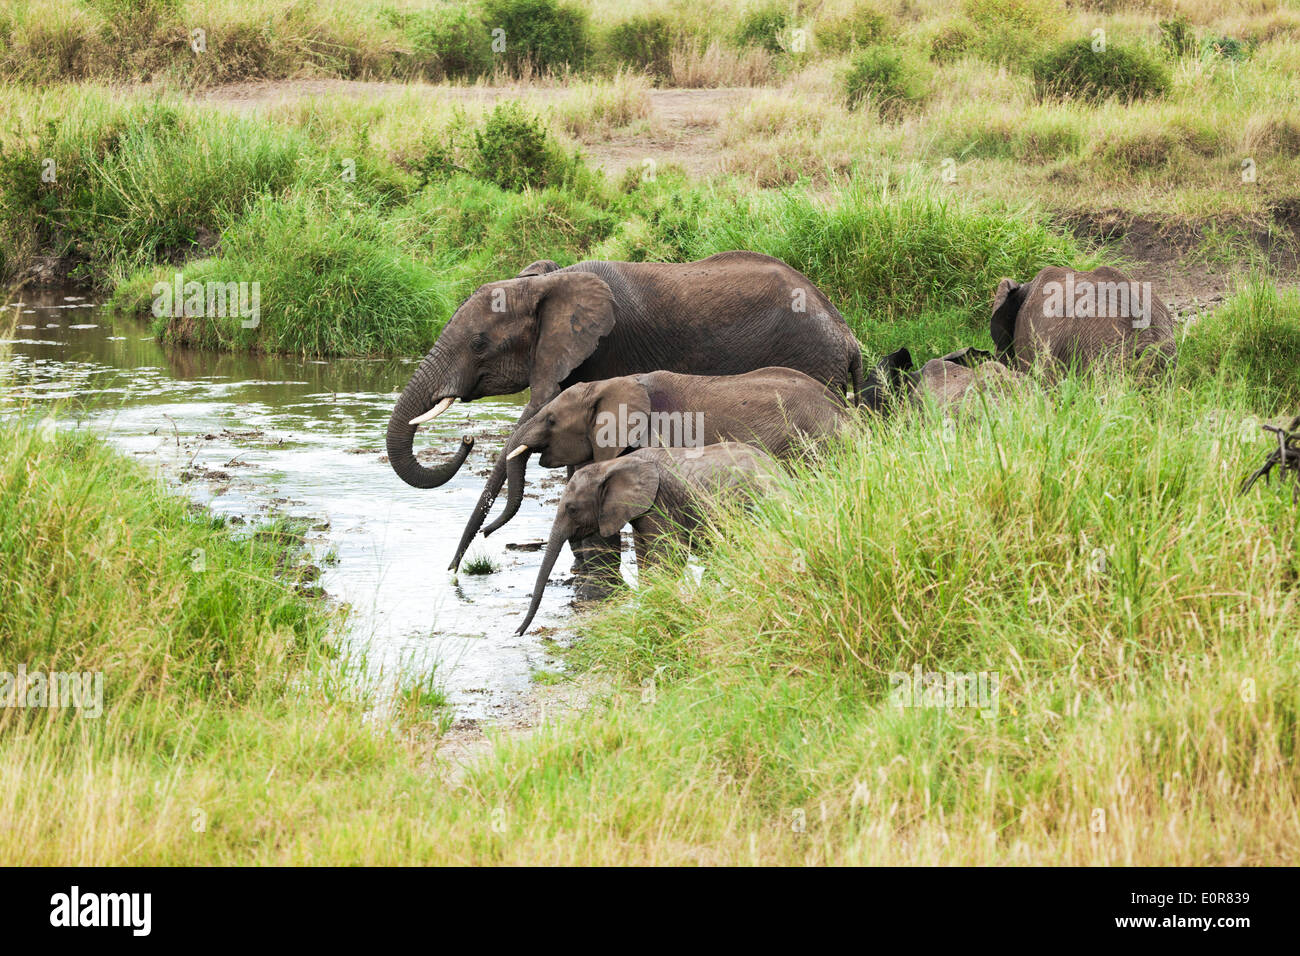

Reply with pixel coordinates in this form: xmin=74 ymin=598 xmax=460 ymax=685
xmin=406 ymin=5 xmax=493 ymax=80
xmin=928 ymin=18 xmax=977 ymax=63
xmin=734 ymin=3 xmax=790 ymax=53
xmin=470 ymin=102 xmax=581 ymax=191
xmin=414 ymin=103 xmax=587 ymax=193
xmin=1032 ymin=38 xmax=1172 ymax=103
xmin=1179 ymin=279 xmax=1300 ymax=411
xmin=1159 ymin=15 xmax=1198 ymax=58
xmin=960 ymin=0 xmax=1061 ymax=64
xmin=481 ymin=0 xmax=591 ymax=72
xmin=604 ymin=14 xmax=675 ymax=77
xmin=1204 ymin=35 xmax=1250 ymax=61
xmin=843 ymin=45 xmax=930 ymax=118
xmin=815 ymin=2 xmax=889 ymax=54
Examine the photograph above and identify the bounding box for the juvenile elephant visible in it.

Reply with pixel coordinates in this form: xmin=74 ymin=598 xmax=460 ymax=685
xmin=515 ymin=443 xmax=780 ymax=635
xmin=383 ymin=251 xmax=865 ymax=574
xmin=863 ymin=346 xmax=1019 ymax=414
xmin=991 ymin=266 xmax=1175 ymax=375
xmin=478 ymin=367 xmax=851 ymax=540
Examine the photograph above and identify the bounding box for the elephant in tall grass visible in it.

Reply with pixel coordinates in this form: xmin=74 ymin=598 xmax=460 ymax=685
xmin=478 ymin=366 xmax=851 ymax=539
xmin=384 ymin=251 xmax=865 ymax=575
xmin=515 ymin=442 xmax=780 ymax=635
xmin=863 ymin=346 xmax=1020 ymax=415
xmin=991 ymin=266 xmax=1175 ymax=375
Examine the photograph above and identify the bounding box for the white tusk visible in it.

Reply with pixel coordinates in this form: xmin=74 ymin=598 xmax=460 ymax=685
xmin=506 ymin=444 xmax=529 ymax=460
xmin=409 ymin=396 xmax=455 ymax=426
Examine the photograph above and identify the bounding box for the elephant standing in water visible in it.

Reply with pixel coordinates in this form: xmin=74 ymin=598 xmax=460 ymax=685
xmin=515 ymin=442 xmax=780 ymax=635
xmin=385 ymin=251 xmax=865 ymax=585
xmin=478 ymin=366 xmax=851 ymax=539
xmin=991 ymin=265 xmax=1176 ymax=375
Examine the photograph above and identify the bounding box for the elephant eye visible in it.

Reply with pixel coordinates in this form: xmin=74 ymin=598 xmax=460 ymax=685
xmin=547 ymin=414 xmax=557 ymax=426
xmin=471 ymin=332 xmax=489 ymax=354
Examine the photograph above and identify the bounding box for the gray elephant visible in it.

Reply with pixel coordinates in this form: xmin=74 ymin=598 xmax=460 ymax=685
xmin=515 ymin=442 xmax=780 ymax=635
xmin=991 ymin=265 xmax=1175 ymax=375
xmin=384 ymin=251 xmax=865 ymax=577
xmin=863 ymin=346 xmax=1019 ymax=414
xmin=476 ymin=366 xmax=851 ymax=540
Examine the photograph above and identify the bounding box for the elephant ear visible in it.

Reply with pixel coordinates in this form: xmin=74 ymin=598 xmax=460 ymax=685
xmin=518 ymin=259 xmax=561 ymax=277
xmin=938 ymin=346 xmax=993 ymax=368
xmin=590 ymin=377 xmax=652 ymax=462
xmin=597 ymin=458 xmax=659 ymax=538
xmin=991 ymin=278 xmax=1022 ymax=358
xmin=525 ymin=272 xmax=616 ymax=404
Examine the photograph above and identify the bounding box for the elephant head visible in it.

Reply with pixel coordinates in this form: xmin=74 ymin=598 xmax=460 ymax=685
xmin=516 ymin=456 xmax=659 ymax=635
xmin=480 ymin=377 xmax=653 ymax=538
xmin=385 ymin=269 xmax=615 ymax=490
xmin=861 ymin=347 xmax=914 ymax=412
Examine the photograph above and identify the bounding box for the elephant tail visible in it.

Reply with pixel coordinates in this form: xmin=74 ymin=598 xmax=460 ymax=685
xmin=850 ymin=348 xmax=866 ymax=407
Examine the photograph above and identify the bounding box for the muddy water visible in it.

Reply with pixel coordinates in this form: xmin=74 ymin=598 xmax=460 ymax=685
xmin=0 ymin=288 xmax=597 ymax=720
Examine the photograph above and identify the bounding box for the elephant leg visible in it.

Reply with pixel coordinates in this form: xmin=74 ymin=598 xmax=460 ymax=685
xmin=570 ymin=531 xmax=623 ymax=603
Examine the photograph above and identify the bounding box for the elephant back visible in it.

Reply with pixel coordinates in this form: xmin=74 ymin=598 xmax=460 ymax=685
xmin=1013 ymin=266 xmax=1176 ymax=375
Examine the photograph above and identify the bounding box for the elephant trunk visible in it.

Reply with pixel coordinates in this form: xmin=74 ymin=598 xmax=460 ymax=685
xmin=449 ymin=449 xmax=510 ymax=572
xmin=482 ymin=446 xmax=530 ymax=537
xmin=386 ymin=352 xmax=472 ymax=489
xmin=516 ymin=524 xmax=569 ymax=635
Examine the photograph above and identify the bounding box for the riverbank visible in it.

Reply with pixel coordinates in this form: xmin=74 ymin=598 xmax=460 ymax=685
xmin=4 ymin=362 xmax=1299 ymax=863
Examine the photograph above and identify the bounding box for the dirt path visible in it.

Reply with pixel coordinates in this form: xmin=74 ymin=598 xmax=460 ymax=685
xmin=195 ymin=78 xmax=753 ymax=179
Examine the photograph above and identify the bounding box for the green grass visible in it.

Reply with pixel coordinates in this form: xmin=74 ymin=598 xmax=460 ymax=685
xmin=462 ymin=552 xmax=500 ymax=575
xmin=1179 ymin=277 xmax=1300 ymax=411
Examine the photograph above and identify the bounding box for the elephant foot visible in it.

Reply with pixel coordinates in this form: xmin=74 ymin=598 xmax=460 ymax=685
xmin=572 ymin=573 xmax=622 ymax=605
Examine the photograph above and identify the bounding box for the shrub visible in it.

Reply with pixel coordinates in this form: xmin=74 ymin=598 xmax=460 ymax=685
xmin=928 ymin=19 xmax=977 ymax=63
xmin=1159 ymin=15 xmax=1198 ymax=59
xmin=414 ymin=103 xmax=585 ymax=193
xmin=470 ymin=101 xmax=580 ymax=191
xmin=1032 ymin=38 xmax=1172 ymax=103
xmin=843 ymin=45 xmax=929 ymax=118
xmin=481 ymin=0 xmax=591 ymax=72
xmin=959 ymin=0 xmax=1062 ymax=65
xmin=734 ymin=3 xmax=791 ymax=53
xmin=406 ymin=5 xmax=493 ymax=80
xmin=815 ymin=2 xmax=889 ymax=54
xmin=605 ymin=14 xmax=675 ymax=77
xmin=1204 ymin=35 xmax=1250 ymax=61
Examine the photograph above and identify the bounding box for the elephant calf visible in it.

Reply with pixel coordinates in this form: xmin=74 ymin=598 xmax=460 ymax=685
xmin=475 ymin=366 xmax=851 ymax=543
xmin=516 ymin=443 xmax=779 ymax=635
xmin=864 ymin=346 xmax=1021 ymax=416
xmin=991 ymin=265 xmax=1176 ymax=375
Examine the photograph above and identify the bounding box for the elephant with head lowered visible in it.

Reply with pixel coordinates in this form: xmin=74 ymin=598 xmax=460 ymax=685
xmin=862 ymin=346 xmax=1021 ymax=416
xmin=384 ymin=251 xmax=865 ymax=572
xmin=990 ymin=265 xmax=1175 ymax=375
xmin=477 ymin=366 xmax=851 ymax=540
xmin=515 ymin=442 xmax=780 ymax=635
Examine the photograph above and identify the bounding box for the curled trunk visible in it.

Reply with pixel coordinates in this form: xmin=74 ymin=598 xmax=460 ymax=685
xmin=516 ymin=524 xmax=569 ymax=635
xmin=386 ymin=356 xmax=471 ymax=489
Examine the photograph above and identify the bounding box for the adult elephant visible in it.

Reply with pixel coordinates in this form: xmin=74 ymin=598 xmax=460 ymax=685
xmin=991 ymin=266 xmax=1176 ymax=375
xmin=384 ymin=251 xmax=865 ymax=573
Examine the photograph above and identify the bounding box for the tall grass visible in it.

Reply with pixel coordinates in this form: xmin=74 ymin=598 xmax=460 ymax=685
xmin=6 ymin=371 xmax=1297 ymax=863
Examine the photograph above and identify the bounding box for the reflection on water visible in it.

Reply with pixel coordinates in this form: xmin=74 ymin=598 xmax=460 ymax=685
xmin=1 ymin=288 xmax=582 ymax=720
